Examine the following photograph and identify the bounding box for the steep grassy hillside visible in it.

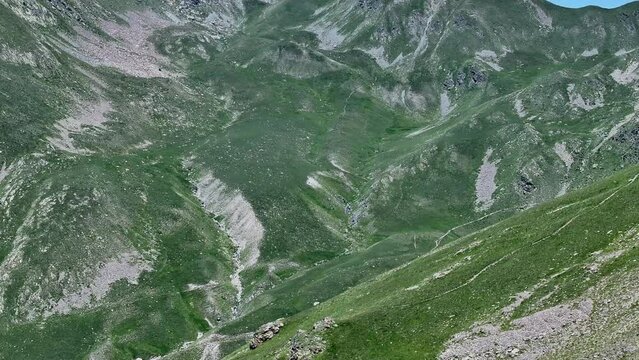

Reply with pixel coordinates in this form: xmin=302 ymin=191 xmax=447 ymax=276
xmin=0 ymin=0 xmax=639 ymax=358
xmin=226 ymin=166 xmax=639 ymax=359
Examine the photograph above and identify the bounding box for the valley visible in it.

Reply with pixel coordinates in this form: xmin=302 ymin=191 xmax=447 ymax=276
xmin=0 ymin=0 xmax=638 ymax=358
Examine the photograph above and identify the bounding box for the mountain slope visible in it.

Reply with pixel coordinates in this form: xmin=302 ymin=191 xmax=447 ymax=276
xmin=225 ymin=166 xmax=639 ymax=359
xmin=0 ymin=0 xmax=639 ymax=359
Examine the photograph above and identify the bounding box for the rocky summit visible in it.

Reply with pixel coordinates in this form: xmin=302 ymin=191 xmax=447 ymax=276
xmin=1 ymin=0 xmax=639 ymax=359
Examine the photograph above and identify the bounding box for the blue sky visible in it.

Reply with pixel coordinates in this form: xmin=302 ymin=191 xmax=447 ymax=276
xmin=547 ymin=0 xmax=637 ymax=8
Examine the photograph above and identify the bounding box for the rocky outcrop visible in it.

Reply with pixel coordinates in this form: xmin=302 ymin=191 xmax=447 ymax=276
xmin=440 ymin=300 xmax=593 ymax=360
xmin=249 ymin=319 xmax=285 ymax=349
xmin=289 ymin=318 xmax=337 ymax=360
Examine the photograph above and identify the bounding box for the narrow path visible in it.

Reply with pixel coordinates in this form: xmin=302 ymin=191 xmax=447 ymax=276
xmin=435 ymin=208 xmax=510 ymax=248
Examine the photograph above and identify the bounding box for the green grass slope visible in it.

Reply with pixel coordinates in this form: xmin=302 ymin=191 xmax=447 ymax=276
xmin=227 ymin=166 xmax=639 ymax=359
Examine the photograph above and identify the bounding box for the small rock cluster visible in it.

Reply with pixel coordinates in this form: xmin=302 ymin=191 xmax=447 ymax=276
xmin=249 ymin=318 xmax=285 ymax=350
xmin=289 ymin=318 xmax=337 ymax=360
xmin=518 ymin=175 xmax=536 ymax=195
xmin=176 ymin=0 xmax=207 ymax=21
xmin=312 ymin=317 xmax=336 ymax=331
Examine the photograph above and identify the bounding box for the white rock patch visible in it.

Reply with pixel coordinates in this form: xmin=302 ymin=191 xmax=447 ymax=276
xmin=306 ymin=176 xmax=322 ymax=189
xmin=475 ymin=50 xmax=503 ymax=71
xmin=514 ymin=98 xmax=527 ymax=118
xmin=195 ymin=173 xmax=264 ymax=310
xmin=202 ymin=0 xmax=245 ymax=35
xmin=615 ymin=48 xmax=635 ymax=57
xmin=199 ymin=343 xmax=221 ymax=360
xmin=375 ymin=86 xmax=427 ymax=112
xmin=186 ymin=280 xmax=219 ymax=292
xmin=329 ymin=154 xmax=351 ymax=174
xmin=440 ymin=92 xmax=454 ymax=117
xmin=363 ymin=46 xmax=390 ymax=69
xmin=554 ymin=143 xmax=574 ymax=169
xmin=47 ymin=100 xmax=112 ymax=154
xmin=133 ymin=140 xmax=153 ymax=149
xmin=57 ymin=10 xmax=178 ymax=78
xmin=43 ymin=252 xmax=152 ymax=318
xmin=475 ymin=148 xmax=499 ymax=212
xmin=611 ymin=61 xmax=639 ymax=85
xmin=580 ymin=48 xmax=599 ymax=58
xmin=0 ymin=163 xmax=11 ymax=184
xmin=526 ymin=0 xmax=553 ymax=28
xmin=567 ymin=84 xmax=604 ymax=111
xmin=557 ymin=182 xmax=571 ymax=198
xmin=440 ymin=300 xmax=593 ymax=360
xmin=307 ymin=24 xmax=345 ymax=50
xmin=0 ymin=45 xmax=37 ymax=66
xmin=306 ymin=1 xmax=382 ymax=54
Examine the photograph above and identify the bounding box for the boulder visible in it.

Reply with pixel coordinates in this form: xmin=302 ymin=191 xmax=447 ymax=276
xmin=249 ymin=318 xmax=285 ymax=350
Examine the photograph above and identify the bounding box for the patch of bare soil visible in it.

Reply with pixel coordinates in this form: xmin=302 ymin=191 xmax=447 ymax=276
xmin=56 ymin=10 xmax=178 ymax=78
xmin=47 ymin=100 xmax=112 ymax=154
